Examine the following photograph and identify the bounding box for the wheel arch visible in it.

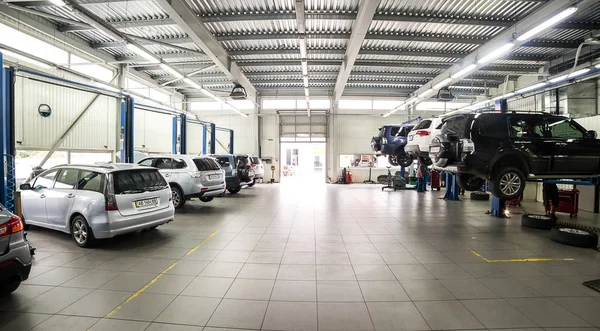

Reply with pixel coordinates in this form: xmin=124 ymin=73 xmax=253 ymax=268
xmin=490 ymin=152 xmax=530 ymax=177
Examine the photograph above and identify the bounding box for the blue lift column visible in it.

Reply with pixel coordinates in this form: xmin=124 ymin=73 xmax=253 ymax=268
xmin=179 ymin=114 xmax=187 ymax=154
xmin=0 ymin=54 xmax=17 ymax=211
xmin=444 ymin=173 xmax=460 ymax=200
xmin=123 ymin=96 xmax=135 ymax=163
xmin=172 ymin=117 xmax=178 ymax=154
xmin=202 ymin=125 xmax=207 ymax=155
xmin=210 ymin=123 xmax=216 ymax=154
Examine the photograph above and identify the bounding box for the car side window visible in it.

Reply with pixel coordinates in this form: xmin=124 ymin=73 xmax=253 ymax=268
xmin=173 ymin=158 xmax=187 ymax=169
xmin=139 ymin=158 xmax=154 ymax=167
xmin=33 ymin=170 xmax=58 ymax=189
xmin=389 ymin=127 xmax=400 ymax=136
xmin=509 ymin=117 xmax=545 ymax=138
xmin=441 ymin=116 xmax=467 ymax=136
xmin=78 ymin=171 xmax=104 ymax=193
xmin=547 ymin=118 xmax=585 ymax=139
xmin=54 ymin=169 xmax=80 ymax=189
xmin=413 ymin=120 xmax=431 ymax=130
xmin=154 ymin=158 xmax=173 ymax=169
xmin=478 ymin=116 xmax=508 ymax=138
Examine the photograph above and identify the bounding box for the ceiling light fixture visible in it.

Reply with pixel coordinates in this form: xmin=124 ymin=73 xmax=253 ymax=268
xmin=303 ymin=76 xmax=309 ymax=87
xmin=48 ymin=0 xmax=67 ymax=6
xmin=159 ymin=63 xmax=184 ymax=79
xmin=477 ymin=42 xmax=515 ymax=64
xmin=548 ymin=68 xmax=591 ymax=83
xmin=301 ymin=61 xmax=308 ymax=76
xmin=517 ymin=6 xmax=578 ymax=41
xmin=200 ymin=87 xmax=248 ymax=118
xmin=304 ymin=88 xmax=309 ymax=97
xmin=0 ymin=48 xmax=52 ymax=69
xmin=451 ymin=64 xmax=477 ymax=79
xmin=515 ymin=82 xmax=547 ymax=94
xmin=126 ymin=44 xmax=159 ymax=64
xmin=433 ymin=78 xmax=452 ymax=90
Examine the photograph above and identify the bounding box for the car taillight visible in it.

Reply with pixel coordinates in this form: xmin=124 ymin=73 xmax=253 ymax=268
xmin=416 ymin=130 xmax=430 ymax=136
xmin=251 ymin=164 xmax=256 ymax=167
xmin=0 ymin=215 xmax=24 ymax=237
xmin=105 ymin=193 xmax=119 ymax=211
xmin=460 ymin=139 xmax=475 ymax=154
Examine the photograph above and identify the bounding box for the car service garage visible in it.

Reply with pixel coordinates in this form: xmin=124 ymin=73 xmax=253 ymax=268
xmin=1 ymin=0 xmax=600 ymax=330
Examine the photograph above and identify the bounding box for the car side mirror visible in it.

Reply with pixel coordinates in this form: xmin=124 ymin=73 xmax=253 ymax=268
xmin=586 ymin=130 xmax=597 ymax=139
xmin=20 ymin=183 xmax=32 ymax=190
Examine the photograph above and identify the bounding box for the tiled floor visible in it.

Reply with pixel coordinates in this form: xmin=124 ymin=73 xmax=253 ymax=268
xmin=1 ymin=183 xmax=600 ymax=331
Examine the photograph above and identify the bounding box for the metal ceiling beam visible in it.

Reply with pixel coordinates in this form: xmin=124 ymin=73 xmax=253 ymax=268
xmin=154 ymin=0 xmax=258 ymax=101
xmin=135 ymin=62 xmax=215 ymax=70
xmin=332 ymin=0 xmax=381 ymax=105
xmin=247 ymin=70 xmax=515 ymax=80
xmin=249 ymin=78 xmax=499 ymax=87
xmin=58 ymin=18 xmax=176 ymax=32
xmin=92 ymin=36 xmax=194 ymax=49
xmin=116 ymin=52 xmax=208 ymax=61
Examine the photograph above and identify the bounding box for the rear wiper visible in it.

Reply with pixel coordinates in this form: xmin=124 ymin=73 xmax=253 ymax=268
xmin=119 ymin=189 xmax=145 ymax=194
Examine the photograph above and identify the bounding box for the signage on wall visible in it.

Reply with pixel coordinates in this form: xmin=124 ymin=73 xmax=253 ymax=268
xmin=38 ymin=104 xmax=52 ymax=117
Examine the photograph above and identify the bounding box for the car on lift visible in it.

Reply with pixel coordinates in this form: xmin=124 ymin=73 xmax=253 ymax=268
xmin=19 ymin=164 xmax=175 ymax=247
xmin=405 ymin=117 xmax=444 ymax=165
xmin=138 ymin=155 xmax=226 ymax=208
xmin=429 ymin=111 xmax=600 ymax=200
xmin=0 ymin=203 xmax=33 ymax=296
xmin=371 ymin=124 xmax=416 ymax=167
xmin=212 ymin=154 xmax=255 ymax=194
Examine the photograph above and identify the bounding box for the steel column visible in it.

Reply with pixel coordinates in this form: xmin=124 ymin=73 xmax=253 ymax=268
xmin=210 ymin=123 xmax=216 ymax=154
xmin=172 ymin=117 xmax=178 ymax=154
xmin=0 ymin=55 xmax=16 ymax=211
xmin=202 ymin=125 xmax=207 ymax=155
xmin=229 ymin=130 xmax=234 ymax=154
xmin=124 ymin=96 xmax=135 ymax=163
xmin=180 ymin=114 xmax=187 ymax=154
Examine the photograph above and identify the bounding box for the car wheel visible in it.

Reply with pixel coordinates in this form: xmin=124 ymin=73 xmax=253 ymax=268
xmin=228 ymin=188 xmax=241 ymax=194
xmin=0 ymin=277 xmax=21 ymax=296
xmin=550 ymin=227 xmax=598 ymax=248
xmin=387 ymin=155 xmax=399 ymax=166
xmin=397 ymin=154 xmax=413 ymax=167
xmin=489 ymin=167 xmax=525 ymax=200
xmin=521 ymin=214 xmax=556 ymax=230
xmin=470 ymin=192 xmax=490 ymax=201
xmin=171 ymin=186 xmax=186 ymax=209
xmin=71 ymin=215 xmax=94 ymax=248
xmin=247 ymin=179 xmax=256 ymax=187
xmin=457 ymin=174 xmax=485 ymax=191
xmin=200 ymin=196 xmax=214 ymax=202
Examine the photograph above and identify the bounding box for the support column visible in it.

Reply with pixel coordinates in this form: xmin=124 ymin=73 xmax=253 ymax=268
xmin=202 ymin=125 xmax=207 ymax=155
xmin=210 ymin=123 xmax=216 ymax=154
xmin=180 ymin=114 xmax=187 ymax=154
xmin=0 ymin=56 xmax=16 ymax=211
xmin=172 ymin=117 xmax=178 ymax=154
xmin=229 ymin=129 xmax=234 ymax=154
xmin=124 ymin=96 xmax=135 ymax=163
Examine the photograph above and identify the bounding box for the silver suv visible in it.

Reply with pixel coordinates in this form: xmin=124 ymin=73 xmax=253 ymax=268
xmin=138 ymin=155 xmax=225 ymax=208
xmin=0 ymin=204 xmax=33 ymax=296
xmin=19 ymin=164 xmax=175 ymax=247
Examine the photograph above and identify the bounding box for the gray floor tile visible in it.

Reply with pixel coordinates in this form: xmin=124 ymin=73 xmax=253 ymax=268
xmin=26 ymin=267 xmax=88 ymax=286
xmin=517 ymin=276 xmax=590 ymax=297
xmin=155 ymin=296 xmax=220 ymax=326
xmin=0 ymin=285 xmax=53 ymax=311
xmin=479 ymin=277 xmax=543 ymax=298
xmin=94 ymin=256 xmax=144 ymax=271
xmin=29 ymin=315 xmax=98 ymax=331
xmin=345 ymin=242 xmax=378 ymax=253
xmin=144 ymin=274 xmax=195 ymax=295
xmin=213 ymin=250 xmax=252 ymax=263
xmin=165 ymin=260 xmax=208 ymax=276
xmin=552 ymin=297 xmax=600 ymax=327
xmin=462 ymin=299 xmax=537 ymax=329
xmin=34 ymin=252 xmax=86 ymax=267
xmin=238 ymin=263 xmax=280 ymax=279
xmin=262 ymin=301 xmax=317 ymax=331
xmin=271 ymin=280 xmax=317 ymax=301
xmin=145 ymin=323 xmax=203 ymax=331
xmin=348 ymin=252 xmax=386 ymax=264
xmin=225 ymin=278 xmax=274 ymax=300
xmin=412 ymin=251 xmax=453 ymax=264
xmin=88 ymin=318 xmax=149 ymax=331
xmin=317 ymin=281 xmax=364 ymax=302
xmin=199 ymin=262 xmax=244 ymax=278
xmin=401 ymin=279 xmax=455 ymax=301
xmin=440 ymin=278 xmax=499 ymax=299
xmin=316 ymin=242 xmax=347 ymax=253
xmin=99 ymin=272 xmax=157 ymax=292
xmin=0 ymin=312 xmax=51 ymax=331
xmin=60 ymin=269 xmax=121 ymax=289
xmin=282 ymin=251 xmax=316 ymax=264
xmin=508 ymin=297 xmax=593 ymax=328
xmin=317 ymin=302 xmax=374 ymax=331
xmin=424 ymin=263 xmax=472 ymax=279
xmin=415 ymin=300 xmax=484 ymax=330
xmin=389 ymin=264 xmax=435 ymax=280
xmin=181 ymin=248 xmax=221 ymax=261
xmin=373 ymin=242 xmax=408 ymax=253
xmin=128 ymin=258 xmax=177 ymax=273
xmin=359 ymin=281 xmax=410 ymax=302
xmin=60 ymin=289 xmax=132 ymax=317
xmin=277 ymin=264 xmax=316 ymax=280
xmin=15 ymin=287 xmax=92 ymax=314
xmin=459 ymin=263 xmax=512 ymax=278
xmin=317 ymin=265 xmax=356 ymax=280
xmin=207 ymin=299 xmax=268 ymax=329
xmin=246 ymin=251 xmax=283 ymax=264
xmin=285 ymin=242 xmax=316 ymax=252
xmin=110 ymin=292 xmax=175 ymax=321
xmin=367 ymin=302 xmax=430 ymax=331
xmin=181 ymin=276 xmax=234 ymax=298
xmin=316 ymin=252 xmax=351 ymax=265
xmin=353 ymin=264 xmax=397 ymax=281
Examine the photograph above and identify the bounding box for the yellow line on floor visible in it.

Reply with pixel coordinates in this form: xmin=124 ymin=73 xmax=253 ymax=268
xmin=88 ymin=229 xmax=220 ymax=330
xmin=469 ymin=250 xmax=574 ymax=263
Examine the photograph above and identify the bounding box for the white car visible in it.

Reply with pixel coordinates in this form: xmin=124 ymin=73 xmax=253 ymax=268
xmin=405 ymin=117 xmax=444 ymax=164
xmin=249 ymin=155 xmax=264 ymax=184
xmin=19 ymin=164 xmax=175 ymax=247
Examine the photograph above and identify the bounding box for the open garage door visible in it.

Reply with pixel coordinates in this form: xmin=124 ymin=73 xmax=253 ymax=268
xmin=186 ymin=120 xmax=206 ymax=155
xmin=134 ymin=104 xmax=176 ymax=156
xmin=279 ymin=115 xmax=328 ymax=142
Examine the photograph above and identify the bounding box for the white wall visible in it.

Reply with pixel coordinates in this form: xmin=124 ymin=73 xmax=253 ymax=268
xmin=133 ymin=110 xmax=174 ymax=154
xmin=186 ymin=122 xmax=205 ymax=155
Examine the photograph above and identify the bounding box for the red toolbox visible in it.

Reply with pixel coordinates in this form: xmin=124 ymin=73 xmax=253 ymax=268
xmin=554 ymin=189 xmax=579 ymax=218
xmin=429 ymin=171 xmax=441 ymax=191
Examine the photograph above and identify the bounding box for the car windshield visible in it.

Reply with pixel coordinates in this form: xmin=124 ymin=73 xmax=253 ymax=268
xmin=193 ymin=158 xmax=221 ymax=171
xmin=412 ymin=120 xmax=431 ymax=130
xmin=113 ymin=169 xmax=168 ymax=194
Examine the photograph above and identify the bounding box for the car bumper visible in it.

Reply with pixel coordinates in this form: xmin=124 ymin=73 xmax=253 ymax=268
xmin=405 ymin=144 xmax=430 ymax=157
xmin=92 ymin=206 xmax=175 ymax=239
xmin=194 ymin=185 xmax=226 ymax=198
xmin=0 ymin=258 xmax=32 ymax=282
xmin=226 ymin=177 xmax=242 ymax=190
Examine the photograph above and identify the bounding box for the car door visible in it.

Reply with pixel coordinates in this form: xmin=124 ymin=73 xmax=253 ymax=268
xmin=171 ymin=157 xmax=189 ymax=185
xmin=153 ymin=157 xmax=174 ymax=180
xmin=45 ymin=168 xmax=79 ymax=229
xmin=507 ymin=115 xmax=555 ymax=175
xmin=20 ymin=169 xmax=59 ymax=225
xmin=546 ymin=117 xmax=600 ymax=175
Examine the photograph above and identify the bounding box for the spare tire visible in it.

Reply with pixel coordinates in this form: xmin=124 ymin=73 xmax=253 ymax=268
xmin=457 ymin=174 xmax=485 ymax=191
xmin=371 ymin=136 xmax=382 ymax=152
xmin=521 ymin=214 xmax=556 ymax=230
xmin=470 ymin=192 xmax=490 ymax=201
xmin=550 ymin=227 xmax=598 ymax=248
xmin=429 ymin=135 xmax=456 ymax=168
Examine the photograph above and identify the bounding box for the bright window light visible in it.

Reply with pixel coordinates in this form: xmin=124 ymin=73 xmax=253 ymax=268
xmin=126 ymin=44 xmax=159 ymax=63
xmin=477 ymin=43 xmax=515 ymax=64
xmin=159 ymin=63 xmax=184 ymax=79
xmin=0 ymin=23 xmax=68 ymax=65
xmin=262 ymin=99 xmax=297 ymax=109
xmin=517 ymin=6 xmax=578 ymax=41
xmin=596 ymin=63 xmax=600 ymax=68
xmin=516 ymin=82 xmax=547 ymax=94
xmin=94 ymin=82 xmax=120 ymax=93
xmin=433 ymin=78 xmax=452 ymax=90
xmin=451 ymin=64 xmax=477 ymax=79
xmin=228 ymin=100 xmax=255 ymax=110
xmin=0 ymin=48 xmax=51 ymax=69
xmin=48 ymin=0 xmax=66 ymax=6
xmin=548 ymin=68 xmax=591 ymax=83
xmin=339 ymin=99 xmax=372 ymax=110
xmin=70 ymin=55 xmax=113 ymax=82
xmin=373 ymin=100 xmax=404 ymax=110
xmin=190 ymin=101 xmax=221 ymax=111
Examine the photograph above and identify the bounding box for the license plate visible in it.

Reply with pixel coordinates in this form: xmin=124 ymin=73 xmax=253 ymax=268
xmin=135 ymin=198 xmax=158 ymax=208
xmin=209 ymin=174 xmax=220 ymax=179
xmin=430 ymin=146 xmax=440 ymax=153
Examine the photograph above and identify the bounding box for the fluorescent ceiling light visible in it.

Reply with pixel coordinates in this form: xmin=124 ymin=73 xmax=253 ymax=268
xmin=303 ymin=76 xmax=309 ymax=87
xmin=159 ymin=63 xmax=183 ymax=79
xmin=596 ymin=63 xmax=600 ymax=68
xmin=126 ymin=44 xmax=159 ymax=63
xmin=183 ymin=78 xmax=201 ymax=89
xmin=0 ymin=48 xmax=51 ymax=69
xmin=299 ymin=37 xmax=307 ymax=59
xmin=517 ymin=6 xmax=578 ymax=41
xmin=301 ymin=61 xmax=308 ymax=76
xmin=548 ymin=68 xmax=591 ymax=83
xmin=451 ymin=64 xmax=477 ymax=79
xmin=48 ymin=0 xmax=66 ymax=6
xmin=433 ymin=78 xmax=452 ymax=90
xmin=304 ymin=88 xmax=309 ymax=97
xmin=477 ymin=42 xmax=515 ymax=64
xmin=419 ymin=89 xmax=434 ymax=98
xmin=515 ymin=82 xmax=547 ymax=94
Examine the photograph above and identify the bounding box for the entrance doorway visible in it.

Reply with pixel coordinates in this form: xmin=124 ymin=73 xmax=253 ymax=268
xmin=280 ymin=142 xmax=326 ymax=184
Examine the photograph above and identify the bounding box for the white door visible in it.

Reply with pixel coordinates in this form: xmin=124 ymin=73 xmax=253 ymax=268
xmin=45 ymin=168 xmax=78 ymax=229
xmin=21 ymin=169 xmax=59 ymax=225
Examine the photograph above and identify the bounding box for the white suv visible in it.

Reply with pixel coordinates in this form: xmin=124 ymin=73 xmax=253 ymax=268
xmin=138 ymin=155 xmax=225 ymax=208
xmin=249 ymin=155 xmax=264 ymax=184
xmin=405 ymin=117 xmax=444 ymax=164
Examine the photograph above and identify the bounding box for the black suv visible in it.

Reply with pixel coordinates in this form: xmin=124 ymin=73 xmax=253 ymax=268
xmin=429 ymin=112 xmax=599 ymax=200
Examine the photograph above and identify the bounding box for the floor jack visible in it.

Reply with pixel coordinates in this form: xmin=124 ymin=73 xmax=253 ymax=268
xmin=364 ymin=166 xmax=375 ymax=184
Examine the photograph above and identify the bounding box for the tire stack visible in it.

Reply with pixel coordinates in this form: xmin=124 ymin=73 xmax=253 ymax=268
xmin=521 ymin=214 xmax=598 ymax=249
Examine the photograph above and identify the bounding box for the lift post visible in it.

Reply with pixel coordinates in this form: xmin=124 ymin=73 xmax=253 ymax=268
xmin=444 ymin=173 xmax=460 ymax=200
xmin=122 ymin=96 xmax=135 ymax=163
xmin=0 ymin=54 xmax=16 ymax=211
xmin=179 ymin=113 xmax=187 ymax=154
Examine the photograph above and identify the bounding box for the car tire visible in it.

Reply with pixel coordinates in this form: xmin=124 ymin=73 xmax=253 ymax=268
xmin=521 ymin=214 xmax=556 ymax=230
xmin=171 ymin=186 xmax=186 ymax=209
xmin=247 ymin=179 xmax=256 ymax=187
xmin=228 ymin=188 xmax=241 ymax=194
xmin=397 ymin=153 xmax=413 ymax=167
xmin=0 ymin=277 xmax=21 ymax=297
xmin=71 ymin=215 xmax=95 ymax=248
xmin=470 ymin=192 xmax=490 ymax=201
xmin=200 ymin=196 xmax=214 ymax=202
xmin=489 ymin=167 xmax=526 ymax=200
xmin=550 ymin=227 xmax=598 ymax=248
xmin=457 ymin=174 xmax=485 ymax=191
xmin=388 ymin=155 xmax=399 ymax=166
